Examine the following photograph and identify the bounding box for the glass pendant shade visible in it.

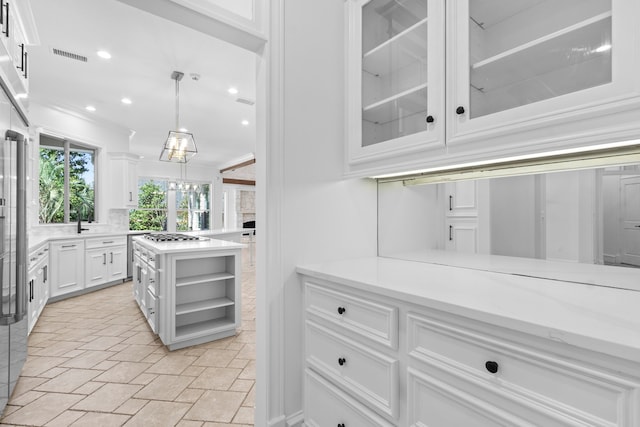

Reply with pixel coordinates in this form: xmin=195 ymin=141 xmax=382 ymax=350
xmin=159 ymin=71 xmax=198 ymax=163
xmin=159 ymin=130 xmax=197 ymax=163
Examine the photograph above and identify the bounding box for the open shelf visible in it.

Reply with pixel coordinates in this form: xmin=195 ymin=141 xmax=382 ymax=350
xmin=176 ymin=272 xmax=235 ymax=287
xmin=363 ymin=18 xmax=427 ymax=77
xmin=471 ymin=12 xmax=612 ymax=93
xmin=176 ymin=297 xmax=234 ymax=316
xmin=175 ymin=317 xmax=235 ymax=338
xmin=363 ymin=83 xmax=427 ymax=125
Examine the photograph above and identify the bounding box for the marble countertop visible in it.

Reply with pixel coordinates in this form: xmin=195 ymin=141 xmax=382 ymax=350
xmin=132 ymin=235 xmax=244 ymax=254
xmin=391 ymin=250 xmax=640 ymax=292
xmin=297 ymin=256 xmax=640 ymax=362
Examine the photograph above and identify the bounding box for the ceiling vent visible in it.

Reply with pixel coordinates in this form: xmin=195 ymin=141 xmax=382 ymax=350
xmin=236 ymin=97 xmax=255 ymax=106
xmin=51 ymin=47 xmax=88 ymax=63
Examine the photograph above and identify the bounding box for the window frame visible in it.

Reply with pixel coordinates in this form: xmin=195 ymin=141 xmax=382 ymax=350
xmin=175 ymin=182 xmax=211 ymax=232
xmin=39 ymin=135 xmax=97 ymax=224
xmin=129 ymin=177 xmax=170 ymax=231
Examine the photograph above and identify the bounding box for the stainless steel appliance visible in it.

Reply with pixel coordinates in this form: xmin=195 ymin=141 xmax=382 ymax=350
xmin=143 ymin=233 xmax=201 ymax=242
xmin=0 ymin=85 xmax=28 ymax=414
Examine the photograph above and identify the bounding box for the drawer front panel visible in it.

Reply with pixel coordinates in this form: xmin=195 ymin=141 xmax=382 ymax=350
xmin=306 ymin=321 xmax=398 ymax=419
xmin=85 ymin=236 xmax=126 ymax=249
xmin=305 ymin=369 xmax=394 ymax=427
xmin=407 ymin=367 xmax=579 ymax=427
xmin=408 ymin=313 xmax=637 ymax=426
xmin=305 ymin=281 xmax=398 ymax=348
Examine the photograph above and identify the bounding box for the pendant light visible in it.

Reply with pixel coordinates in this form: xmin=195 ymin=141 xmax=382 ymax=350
xmin=159 ymin=71 xmax=198 ymax=163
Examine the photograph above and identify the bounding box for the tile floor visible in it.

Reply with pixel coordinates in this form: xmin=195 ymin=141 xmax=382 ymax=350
xmin=0 ymin=245 xmax=256 ymax=427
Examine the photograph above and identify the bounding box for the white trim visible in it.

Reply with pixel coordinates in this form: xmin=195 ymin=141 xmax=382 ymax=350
xmin=286 ymin=410 xmax=304 ymax=427
xmin=256 ymin=0 xmax=284 ymax=425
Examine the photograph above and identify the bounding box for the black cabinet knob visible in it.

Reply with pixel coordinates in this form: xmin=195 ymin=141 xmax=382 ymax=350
xmin=456 ymin=106 xmax=465 ymax=115
xmin=426 ymin=115 xmax=435 ymax=123
xmin=338 ymin=357 xmax=346 ymax=366
xmin=338 ymin=424 xmax=345 ymax=427
xmin=337 ymin=307 xmax=346 ymax=315
xmin=485 ymin=361 xmax=499 ymax=374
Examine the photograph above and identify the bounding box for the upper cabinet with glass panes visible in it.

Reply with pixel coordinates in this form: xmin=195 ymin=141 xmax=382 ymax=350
xmin=346 ymin=0 xmax=640 ymax=177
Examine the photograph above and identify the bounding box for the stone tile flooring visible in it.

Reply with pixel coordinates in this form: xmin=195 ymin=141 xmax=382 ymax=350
xmin=0 ymin=247 xmax=256 ymax=427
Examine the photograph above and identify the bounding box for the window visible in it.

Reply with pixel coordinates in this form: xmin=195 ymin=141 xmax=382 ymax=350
xmin=129 ymin=178 xmax=168 ymax=231
xmin=176 ymin=183 xmax=210 ymax=231
xmin=39 ymin=136 xmax=95 ymax=223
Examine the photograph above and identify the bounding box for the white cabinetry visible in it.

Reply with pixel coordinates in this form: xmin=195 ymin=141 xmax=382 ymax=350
xmin=49 ymin=240 xmax=84 ymax=298
xmin=27 ymin=243 xmax=48 ymax=334
xmin=444 ymin=180 xmax=479 ymax=253
xmin=108 ymin=153 xmax=139 ymax=209
xmin=85 ymin=236 xmax=126 ymax=288
xmin=300 ymin=271 xmax=640 ymax=427
xmin=133 ymin=242 xmax=157 ymax=333
xmin=346 ymin=0 xmax=640 ymax=176
xmin=0 ymin=0 xmax=36 ymax=103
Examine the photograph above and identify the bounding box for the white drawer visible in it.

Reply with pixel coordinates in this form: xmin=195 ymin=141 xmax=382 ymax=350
xmin=28 ymin=244 xmax=48 ymax=269
xmin=407 ymin=312 xmax=640 ymax=427
xmin=85 ymin=236 xmax=126 ymax=249
xmin=305 ymin=280 xmax=398 ymax=348
xmin=407 ymin=367 xmax=578 ymax=427
xmin=306 ymin=321 xmax=399 ymax=420
xmin=304 ymin=369 xmax=394 ymax=427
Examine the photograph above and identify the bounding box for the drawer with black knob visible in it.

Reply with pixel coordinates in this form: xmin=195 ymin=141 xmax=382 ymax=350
xmin=304 ymin=280 xmax=398 ymax=349
xmin=305 ymin=320 xmax=399 ymax=420
xmin=304 ymin=368 xmax=394 ymax=427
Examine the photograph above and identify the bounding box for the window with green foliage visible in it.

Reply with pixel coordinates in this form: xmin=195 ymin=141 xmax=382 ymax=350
xmin=176 ymin=184 xmax=210 ymax=231
xmin=129 ymin=179 xmax=168 ymax=231
xmin=39 ymin=137 xmax=95 ymax=224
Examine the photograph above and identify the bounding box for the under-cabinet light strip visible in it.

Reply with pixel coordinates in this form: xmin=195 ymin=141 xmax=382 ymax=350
xmin=373 ymin=140 xmax=640 ymax=185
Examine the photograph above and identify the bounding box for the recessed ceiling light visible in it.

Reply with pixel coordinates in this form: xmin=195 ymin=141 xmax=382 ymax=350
xmin=228 ymin=87 xmax=238 ymax=95
xmin=97 ymin=50 xmax=111 ymax=59
xmin=179 ymin=127 xmax=188 ymax=132
xmin=14 ymin=93 xmax=27 ymax=99
xmin=241 ymin=120 xmax=249 ymax=126
xmin=121 ymin=97 xmax=132 ymax=105
xmin=85 ymin=105 xmax=96 ymax=112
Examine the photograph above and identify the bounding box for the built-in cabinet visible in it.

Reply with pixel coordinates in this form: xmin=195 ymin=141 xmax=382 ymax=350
xmin=0 ymin=0 xmax=35 ymax=103
xmin=300 ymin=272 xmax=640 ymax=427
xmin=133 ymin=242 xmax=157 ymax=333
xmin=26 ymin=243 xmax=48 ymax=334
xmin=85 ymin=236 xmax=127 ymax=288
xmin=108 ymin=153 xmax=139 ymax=209
xmin=346 ymin=0 xmax=640 ymax=176
xmin=49 ymin=240 xmax=84 ymax=298
xmin=443 ymin=180 xmax=479 ymax=253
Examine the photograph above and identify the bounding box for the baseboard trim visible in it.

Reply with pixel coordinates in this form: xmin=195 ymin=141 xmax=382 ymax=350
xmin=286 ymin=410 xmax=304 ymax=427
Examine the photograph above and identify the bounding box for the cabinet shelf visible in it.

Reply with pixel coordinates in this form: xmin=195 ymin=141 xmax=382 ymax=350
xmin=471 ymin=12 xmax=612 ymax=94
xmin=176 ymin=297 xmax=234 ymax=316
xmin=363 ymin=83 xmax=428 ymax=125
xmin=176 ymin=272 xmax=235 ymax=287
xmin=175 ymin=318 xmax=235 ymax=338
xmin=363 ymin=18 xmax=427 ymax=77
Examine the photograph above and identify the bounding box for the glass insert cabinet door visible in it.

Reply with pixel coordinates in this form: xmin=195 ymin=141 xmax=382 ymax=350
xmin=347 ymin=0 xmax=444 ymax=165
xmin=469 ymin=0 xmax=611 ymax=119
xmin=448 ymin=0 xmax=640 ymax=143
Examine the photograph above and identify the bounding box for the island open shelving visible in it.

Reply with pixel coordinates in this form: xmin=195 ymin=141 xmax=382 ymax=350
xmin=132 ymin=236 xmax=243 ymax=351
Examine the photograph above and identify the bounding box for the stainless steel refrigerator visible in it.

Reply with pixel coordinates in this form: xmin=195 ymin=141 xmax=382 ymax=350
xmin=0 ymin=82 xmax=28 ymax=414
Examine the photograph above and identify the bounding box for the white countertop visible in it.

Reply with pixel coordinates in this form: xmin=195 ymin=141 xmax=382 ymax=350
xmin=391 ymin=250 xmax=640 ymax=292
xmin=132 ymin=235 xmax=244 ymax=253
xmin=297 ymin=256 xmax=640 ymax=362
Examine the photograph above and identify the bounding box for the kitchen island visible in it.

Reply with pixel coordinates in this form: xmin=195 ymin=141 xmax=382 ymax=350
xmin=132 ymin=234 xmax=244 ymax=350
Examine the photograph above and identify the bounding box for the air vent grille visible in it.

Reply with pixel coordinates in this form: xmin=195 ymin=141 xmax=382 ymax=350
xmin=236 ymin=97 xmax=255 ymax=106
xmin=52 ymin=48 xmax=88 ymax=63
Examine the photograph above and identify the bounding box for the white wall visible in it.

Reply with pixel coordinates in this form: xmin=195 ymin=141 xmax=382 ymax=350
xmin=29 ymin=102 xmax=131 ymax=233
xmin=490 ymin=175 xmax=539 ymax=258
xmin=264 ymin=0 xmax=378 ymax=422
xmin=545 ymin=170 xmax=597 ymax=263
xmin=378 ymin=181 xmax=440 ymax=256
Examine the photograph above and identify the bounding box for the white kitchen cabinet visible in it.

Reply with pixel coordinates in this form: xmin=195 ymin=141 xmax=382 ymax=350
xmin=299 ymin=264 xmax=640 ymax=427
xmin=85 ymin=236 xmax=127 ymax=288
xmin=49 ymin=240 xmax=84 ymax=298
xmin=26 ymin=243 xmax=48 ymax=334
xmin=346 ymin=0 xmax=640 ymax=177
xmin=0 ymin=0 xmax=36 ymax=103
xmin=108 ymin=153 xmax=139 ymax=209
xmin=346 ymin=0 xmax=445 ymax=170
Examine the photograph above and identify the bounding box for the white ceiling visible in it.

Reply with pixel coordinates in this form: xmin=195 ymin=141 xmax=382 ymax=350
xmin=28 ymin=0 xmax=257 ymax=167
